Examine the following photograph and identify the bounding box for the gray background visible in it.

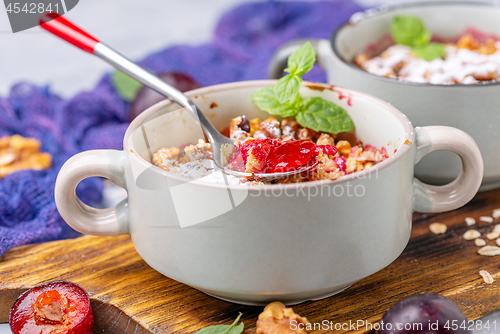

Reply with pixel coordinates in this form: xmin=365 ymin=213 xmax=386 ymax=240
xmin=0 ymin=0 xmax=430 ymax=98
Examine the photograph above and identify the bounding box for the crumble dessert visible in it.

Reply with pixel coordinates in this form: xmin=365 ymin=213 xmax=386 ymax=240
xmin=152 ymin=115 xmax=388 ymax=185
xmin=354 ymin=33 xmax=500 ymax=84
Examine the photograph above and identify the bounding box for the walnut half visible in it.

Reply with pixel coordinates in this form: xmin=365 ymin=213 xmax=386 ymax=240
xmin=257 ymin=302 xmax=310 ymax=334
xmin=0 ymin=135 xmax=52 ymax=178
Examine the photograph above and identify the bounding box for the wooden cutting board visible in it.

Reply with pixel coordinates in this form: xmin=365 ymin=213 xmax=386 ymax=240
xmin=2 ymin=188 xmax=500 ymax=334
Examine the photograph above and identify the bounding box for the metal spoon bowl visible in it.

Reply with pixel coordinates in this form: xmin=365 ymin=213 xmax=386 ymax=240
xmin=224 ymin=161 xmax=319 ymax=181
xmin=39 ymin=14 xmax=318 ymax=181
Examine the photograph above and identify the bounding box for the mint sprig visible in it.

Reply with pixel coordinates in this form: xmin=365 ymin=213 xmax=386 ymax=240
xmin=412 ymin=42 xmax=446 ymax=61
xmin=273 ymin=42 xmax=316 ymax=103
xmin=274 ymin=75 xmax=302 ymax=104
xmin=297 ymin=97 xmax=355 ymax=134
xmin=390 ymin=15 xmax=445 ymax=61
xmin=250 ymin=87 xmax=300 ymax=118
xmin=285 ymin=41 xmax=316 ymax=76
xmin=251 ymin=42 xmax=355 ymax=135
xmin=391 ymin=15 xmax=430 ymax=47
xmin=194 ymin=313 xmax=244 ymax=334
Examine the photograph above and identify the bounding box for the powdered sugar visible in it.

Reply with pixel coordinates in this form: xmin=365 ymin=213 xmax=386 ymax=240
xmin=360 ymin=42 xmax=500 ymax=84
xmin=166 ymin=159 xmax=214 ymax=178
xmin=165 ymin=158 xmax=243 ymax=185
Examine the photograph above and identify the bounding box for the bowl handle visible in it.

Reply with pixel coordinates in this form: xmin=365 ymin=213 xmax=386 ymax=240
xmin=55 ymin=150 xmax=129 ymax=235
xmin=268 ymin=38 xmax=331 ymax=79
xmin=412 ymin=126 xmax=483 ymax=213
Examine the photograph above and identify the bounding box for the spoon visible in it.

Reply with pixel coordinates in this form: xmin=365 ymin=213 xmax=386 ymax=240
xmin=39 ymin=14 xmax=318 ymax=181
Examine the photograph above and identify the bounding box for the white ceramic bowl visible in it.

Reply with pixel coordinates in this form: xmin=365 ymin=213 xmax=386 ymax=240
xmin=270 ymin=1 xmax=500 ymax=190
xmin=55 ymin=81 xmax=482 ymax=305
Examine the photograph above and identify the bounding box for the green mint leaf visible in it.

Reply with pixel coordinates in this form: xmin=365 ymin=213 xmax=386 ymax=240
xmin=274 ymin=74 xmax=302 ymax=104
xmin=195 ymin=313 xmax=243 ymax=334
xmin=415 ymin=29 xmax=432 ymax=47
xmin=296 ymin=97 xmax=355 ymax=134
xmin=250 ymin=87 xmax=299 ymax=117
xmin=391 ymin=15 xmax=431 ymax=47
xmin=112 ymin=70 xmax=143 ymax=101
xmin=285 ymin=41 xmax=316 ymax=76
xmin=226 ymin=321 xmax=244 ymax=334
xmin=412 ymin=42 xmax=446 ymax=61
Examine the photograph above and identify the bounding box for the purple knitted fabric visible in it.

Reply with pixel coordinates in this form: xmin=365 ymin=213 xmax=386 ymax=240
xmin=0 ymin=0 xmax=363 ymax=257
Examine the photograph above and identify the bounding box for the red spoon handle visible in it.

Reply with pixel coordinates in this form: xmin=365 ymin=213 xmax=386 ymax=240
xmin=39 ymin=13 xmax=99 ymax=53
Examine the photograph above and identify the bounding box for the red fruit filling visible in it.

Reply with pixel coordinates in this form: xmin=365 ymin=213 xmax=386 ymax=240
xmin=239 ymin=138 xmax=338 ymax=174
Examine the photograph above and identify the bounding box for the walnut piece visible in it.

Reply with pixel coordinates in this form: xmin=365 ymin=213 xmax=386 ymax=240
xmin=472 ymin=71 xmax=497 ymax=82
xmin=252 ymin=130 xmax=268 ymax=139
xmin=0 ymin=135 xmax=52 ymax=178
xmin=281 ymin=118 xmax=301 ymax=139
xmin=257 ymin=302 xmax=310 ymax=334
xmin=230 ymin=116 xmax=250 ymax=141
xmin=359 ymin=150 xmax=386 ymax=163
xmin=336 ymin=140 xmax=351 ymax=157
xmin=152 ymin=147 xmax=180 ymax=166
xmin=345 ymin=156 xmax=364 ymax=173
xmin=249 ymin=117 xmax=262 ymax=136
xmin=478 ymin=39 xmax=498 ymax=55
xmin=298 ymin=128 xmax=319 ymax=141
xmin=184 ymin=139 xmax=212 ymax=161
xmin=260 ymin=117 xmax=281 ymax=139
xmin=457 ymin=34 xmax=497 ymax=55
xmin=354 ymin=53 xmax=370 ymax=67
xmin=456 ymin=34 xmax=479 ymax=50
xmin=244 ymin=150 xmax=265 ymax=174
xmin=316 ymin=133 xmax=334 ymax=146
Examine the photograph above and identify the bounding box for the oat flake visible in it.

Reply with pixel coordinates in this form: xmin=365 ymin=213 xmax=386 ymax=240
xmin=480 ymin=216 xmax=494 ymax=223
xmin=465 ymin=217 xmax=476 ymax=226
xmin=475 ymin=238 xmax=486 ymax=247
xmin=487 ymin=232 xmax=500 ymax=240
xmin=429 ymin=223 xmax=447 ymax=235
xmin=463 ymin=229 xmax=481 ymax=240
xmin=479 ymin=270 xmax=494 ymax=284
xmin=478 ymin=245 xmax=500 ymax=256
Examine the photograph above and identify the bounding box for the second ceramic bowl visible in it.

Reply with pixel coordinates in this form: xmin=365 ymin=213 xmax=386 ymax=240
xmin=270 ymin=1 xmax=500 ymax=190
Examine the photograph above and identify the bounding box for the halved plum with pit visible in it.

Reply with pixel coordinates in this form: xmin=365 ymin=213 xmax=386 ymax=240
xmin=9 ymin=281 xmax=94 ymax=334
